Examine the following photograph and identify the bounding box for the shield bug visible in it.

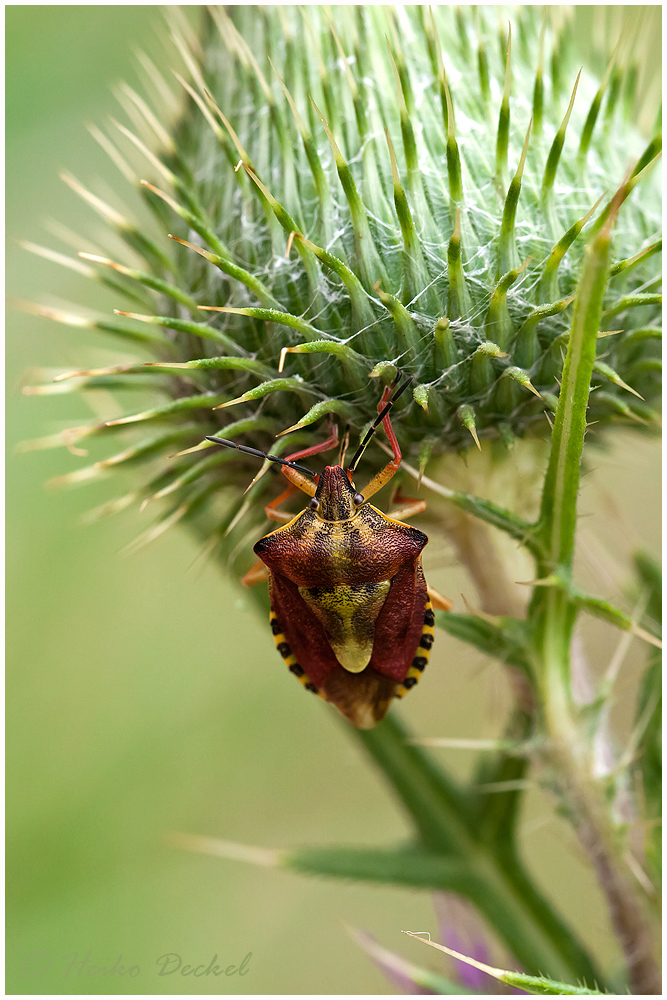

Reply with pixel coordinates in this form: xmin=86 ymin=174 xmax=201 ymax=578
xmin=206 ymin=379 xmax=450 ymax=728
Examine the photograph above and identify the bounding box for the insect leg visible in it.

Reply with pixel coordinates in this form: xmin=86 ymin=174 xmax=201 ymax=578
xmin=264 ymin=483 xmax=301 ymax=522
xmin=387 ymin=485 xmax=427 ymax=521
xmin=427 ymin=586 xmax=453 ymax=611
xmin=282 ymin=424 xmax=339 ymax=466
xmin=242 ymin=560 xmax=270 ymax=587
xmin=277 ymin=424 xmax=339 ymax=497
xmin=347 ymin=377 xmax=410 ymax=475
xmin=356 ymin=379 xmax=412 ymax=501
xmin=337 ymin=426 xmax=350 ymax=469
xmin=389 ymin=499 xmax=427 ymax=521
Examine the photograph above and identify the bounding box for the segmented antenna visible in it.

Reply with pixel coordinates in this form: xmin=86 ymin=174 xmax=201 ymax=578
xmin=347 ymin=377 xmax=412 ymax=473
xmin=205 ymin=437 xmax=316 ymax=477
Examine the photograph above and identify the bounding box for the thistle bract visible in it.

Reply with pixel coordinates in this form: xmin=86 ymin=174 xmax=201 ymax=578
xmin=26 ymin=6 xmax=660 ymax=569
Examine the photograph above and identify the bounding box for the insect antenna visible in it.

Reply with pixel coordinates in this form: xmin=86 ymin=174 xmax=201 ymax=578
xmin=347 ymin=377 xmax=412 ymax=474
xmin=205 ymin=436 xmax=316 ymax=477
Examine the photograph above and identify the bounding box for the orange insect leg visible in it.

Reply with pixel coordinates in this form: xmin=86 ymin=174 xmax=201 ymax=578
xmin=388 ymin=485 xmax=427 ymax=521
xmin=264 ymin=484 xmax=300 ymax=523
xmin=277 ymin=425 xmax=339 ymax=498
xmin=361 ymin=384 xmax=404 ymax=501
xmin=428 ymin=587 xmax=453 ymax=611
xmin=242 ymin=560 xmax=270 ymax=587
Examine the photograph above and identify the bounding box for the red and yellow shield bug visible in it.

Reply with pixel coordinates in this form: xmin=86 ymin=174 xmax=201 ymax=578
xmin=206 ymin=379 xmax=451 ymax=728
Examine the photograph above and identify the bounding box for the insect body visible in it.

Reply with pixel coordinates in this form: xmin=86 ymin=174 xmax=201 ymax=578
xmin=207 ymin=380 xmax=448 ymax=729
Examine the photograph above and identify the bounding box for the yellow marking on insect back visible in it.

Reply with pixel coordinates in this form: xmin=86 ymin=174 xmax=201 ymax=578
xmin=298 ymin=580 xmax=391 ymax=674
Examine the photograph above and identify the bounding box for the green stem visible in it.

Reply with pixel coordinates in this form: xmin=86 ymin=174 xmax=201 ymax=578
xmin=533 ymin=189 xmax=619 ymax=732
xmin=531 ymin=193 xmax=661 ymax=994
xmin=355 ymin=715 xmax=606 ymax=989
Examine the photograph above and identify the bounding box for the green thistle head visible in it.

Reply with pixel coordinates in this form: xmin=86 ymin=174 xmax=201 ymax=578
xmin=24 ymin=6 xmax=660 ymax=577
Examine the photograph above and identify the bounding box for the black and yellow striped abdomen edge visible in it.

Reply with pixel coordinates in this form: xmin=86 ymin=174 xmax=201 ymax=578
xmin=393 ymin=598 xmax=435 ymax=698
xmin=269 ymin=612 xmax=327 ymax=700
xmin=269 ymin=597 xmax=435 ymax=702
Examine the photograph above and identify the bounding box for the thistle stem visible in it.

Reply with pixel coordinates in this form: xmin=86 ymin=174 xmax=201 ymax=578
xmin=356 ymin=715 xmax=606 ymax=988
xmin=532 ymin=192 xmax=661 ymax=993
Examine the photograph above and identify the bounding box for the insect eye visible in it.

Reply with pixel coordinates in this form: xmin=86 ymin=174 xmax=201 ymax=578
xmin=353 ymin=493 xmax=364 ymax=505
xmin=308 ymin=497 xmax=319 ymax=510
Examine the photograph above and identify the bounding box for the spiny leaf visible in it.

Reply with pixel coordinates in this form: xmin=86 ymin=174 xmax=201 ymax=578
xmin=435 ymin=611 xmax=532 ymax=675
xmin=349 ymin=927 xmax=468 ymax=996
xmin=402 ymin=934 xmax=607 ymax=995
xmin=213 ymin=377 xmax=312 ymax=409
xmin=277 ymin=398 xmax=357 ymax=435
xmin=199 ymin=305 xmax=323 ymax=341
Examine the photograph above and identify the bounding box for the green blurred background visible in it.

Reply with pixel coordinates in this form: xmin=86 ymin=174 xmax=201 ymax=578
xmin=7 ymin=6 xmax=660 ymax=995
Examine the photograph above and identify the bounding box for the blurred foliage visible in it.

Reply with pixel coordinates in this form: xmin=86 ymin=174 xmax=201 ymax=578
xmin=7 ymin=6 xmax=661 ymax=995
